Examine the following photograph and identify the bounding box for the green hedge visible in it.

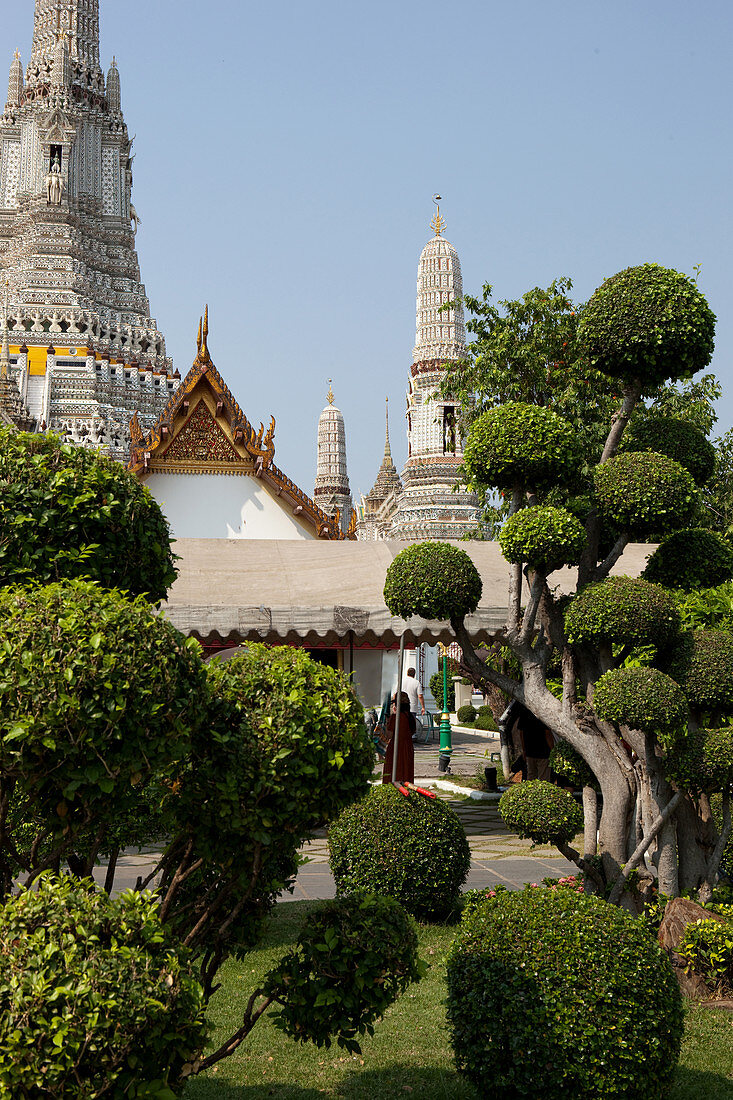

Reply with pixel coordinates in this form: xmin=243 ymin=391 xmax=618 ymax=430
xmin=594 ymin=451 xmax=698 ymax=538
xmin=446 ymin=885 xmax=684 ymax=1099
xmin=383 ymin=542 xmax=482 ymax=621
xmin=579 ymin=263 xmax=716 ymax=386
xmin=328 ymin=785 xmax=470 ymax=921
xmin=463 ymin=402 xmax=578 ymax=491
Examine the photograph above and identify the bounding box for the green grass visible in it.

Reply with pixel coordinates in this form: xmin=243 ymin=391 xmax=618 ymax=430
xmin=184 ymin=901 xmax=733 ymax=1100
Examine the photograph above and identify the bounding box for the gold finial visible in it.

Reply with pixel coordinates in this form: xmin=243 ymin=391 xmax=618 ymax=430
xmin=201 ymin=304 xmax=209 ymax=361
xmin=430 ymin=192 xmax=446 ymax=237
xmin=14 ymin=49 xmax=20 ymax=60
xmin=327 ymin=379 xmax=334 ymax=405
xmin=196 ymin=315 xmax=202 ymax=354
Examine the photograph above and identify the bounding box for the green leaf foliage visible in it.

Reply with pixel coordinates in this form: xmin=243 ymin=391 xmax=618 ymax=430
xmin=622 ymin=415 xmax=716 ymax=485
xmin=675 ymin=581 xmax=733 ymax=632
xmin=549 ymin=740 xmax=598 ymax=790
xmin=0 ymin=875 xmax=207 ymax=1099
xmin=446 ymin=885 xmax=683 ymax=1099
xmin=643 ymin=529 xmax=733 ymax=592
xmin=499 ymin=504 xmax=586 ymax=573
xmin=463 ymin=402 xmax=578 ymax=492
xmin=593 ymin=667 xmax=688 ymax=746
xmin=678 ymin=913 xmax=733 ymax=996
xmin=264 ymin=893 xmax=422 ymax=1054
xmin=328 ymin=785 xmax=471 ymax=921
xmin=579 ymin=263 xmax=716 ymax=386
xmin=593 ymin=451 xmax=698 ymax=538
xmin=0 ymin=580 xmax=206 ymax=827
xmin=665 ymin=628 xmax=733 ymax=712
xmin=564 ymin=575 xmax=680 ymax=650
xmin=383 ymin=542 xmax=482 ymax=621
xmin=168 ymin=645 xmax=374 ymax=956
xmin=498 ymin=780 xmax=583 ymax=846
xmin=429 ymin=668 xmax=455 ymax=711
xmin=456 ymin=704 xmax=477 ymax=724
xmin=0 ymin=427 xmax=176 ymax=601
xmin=474 ymin=714 xmax=497 ymax=731
xmin=664 ymin=727 xmax=733 ymax=794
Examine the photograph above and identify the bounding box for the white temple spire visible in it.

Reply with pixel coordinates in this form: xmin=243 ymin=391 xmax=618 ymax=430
xmin=6 ymin=51 xmax=23 ymax=108
xmin=106 ymin=55 xmax=121 ymax=111
xmin=31 ymin=0 xmax=101 ymax=71
xmin=314 ymin=382 xmax=352 ymax=534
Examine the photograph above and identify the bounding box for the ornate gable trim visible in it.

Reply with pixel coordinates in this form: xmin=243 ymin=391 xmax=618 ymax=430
xmin=128 ymin=309 xmax=353 ymax=539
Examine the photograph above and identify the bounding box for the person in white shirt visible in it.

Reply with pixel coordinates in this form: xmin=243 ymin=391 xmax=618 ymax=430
xmin=402 ymin=667 xmax=426 ymax=716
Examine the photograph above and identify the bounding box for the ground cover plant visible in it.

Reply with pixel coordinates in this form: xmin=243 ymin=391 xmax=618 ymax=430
xmin=0 ymin=431 xmax=420 ymax=1095
xmin=387 ymin=263 xmax=733 ymax=907
xmin=182 ymin=900 xmax=733 ymax=1100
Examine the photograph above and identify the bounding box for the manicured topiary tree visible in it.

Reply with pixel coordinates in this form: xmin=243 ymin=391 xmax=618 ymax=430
xmin=499 ymin=781 xmax=582 ymax=849
xmin=0 ymin=427 xmax=176 ymax=600
xmin=456 ymin=704 xmax=477 ymax=724
xmin=0 ymin=875 xmax=208 ymax=1099
xmin=499 ymin=504 xmax=586 ymax=573
xmin=578 ymin=263 xmax=716 ymax=386
xmin=644 ymin=529 xmax=733 ymax=592
xmin=405 ymin=262 xmax=733 ymax=905
xmin=328 ymin=784 xmax=471 ymax=920
xmin=666 ymin=628 xmax=733 ymax=714
xmin=623 ymin=415 xmax=716 ymax=485
xmin=383 ymin=541 xmax=482 ymax=621
xmin=446 ymin=886 xmax=684 ymax=1099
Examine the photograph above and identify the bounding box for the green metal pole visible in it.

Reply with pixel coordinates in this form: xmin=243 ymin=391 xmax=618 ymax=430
xmin=439 ymin=645 xmax=452 ymax=756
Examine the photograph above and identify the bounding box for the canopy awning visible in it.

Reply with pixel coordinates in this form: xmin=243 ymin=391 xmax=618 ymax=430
xmin=163 ymin=539 xmax=654 ymax=648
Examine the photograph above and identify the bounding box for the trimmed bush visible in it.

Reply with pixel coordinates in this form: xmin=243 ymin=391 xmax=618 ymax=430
xmin=477 ymin=704 xmax=493 ymax=718
xmin=499 ymin=505 xmax=586 ymax=573
xmin=463 ymin=402 xmax=578 ymax=491
xmin=383 ymin=542 xmax=482 ymax=621
xmin=430 ymin=669 xmax=455 ymax=712
xmin=0 ymin=875 xmax=207 ymax=1098
xmin=499 ymin=780 xmax=582 ymax=847
xmin=264 ymin=892 xmax=422 ymax=1054
xmin=623 ymin=415 xmax=716 ymax=485
xmin=457 ymin=704 xmax=477 ymax=725
xmin=644 ymin=530 xmax=733 ymax=592
xmin=666 ymin=628 xmax=733 ymax=711
xmin=0 ymin=427 xmax=176 ymax=600
xmin=328 ymin=785 xmax=470 ymax=921
xmin=579 ymin=263 xmax=716 ymax=386
xmin=664 ymin=727 xmax=733 ymax=793
xmin=594 ymin=452 xmax=698 ymax=538
xmin=549 ymin=740 xmax=597 ymax=789
xmin=564 ymin=575 xmax=680 ymax=650
xmin=446 ymin=885 xmax=684 ymax=1099
xmin=0 ymin=580 xmax=206 ymax=826
xmin=678 ymin=913 xmax=733 ymax=996
xmin=593 ymin=667 xmax=687 ymax=747
xmin=474 ymin=714 xmax=497 ymax=731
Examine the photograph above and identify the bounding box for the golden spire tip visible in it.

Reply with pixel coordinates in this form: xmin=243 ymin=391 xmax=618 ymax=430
xmin=430 ymin=192 xmax=446 ymax=237
xmin=327 ymin=379 xmax=334 ymax=405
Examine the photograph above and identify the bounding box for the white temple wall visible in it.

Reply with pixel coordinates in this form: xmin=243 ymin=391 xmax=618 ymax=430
xmin=146 ymin=472 xmax=318 ymax=541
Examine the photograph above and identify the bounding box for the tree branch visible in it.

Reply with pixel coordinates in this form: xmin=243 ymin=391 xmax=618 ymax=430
xmin=594 ymin=533 xmax=630 ymax=582
xmin=608 ymin=789 xmax=683 ymax=905
xmin=556 ymin=841 xmax=605 ymax=891
xmin=193 ymin=988 xmax=276 ymax=1074
xmin=699 ymin=788 xmax=731 ymax=905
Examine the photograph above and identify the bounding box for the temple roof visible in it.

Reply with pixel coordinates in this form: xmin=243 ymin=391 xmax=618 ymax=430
xmin=365 ymin=397 xmax=401 ymax=507
xmin=128 ymin=310 xmax=354 ymax=540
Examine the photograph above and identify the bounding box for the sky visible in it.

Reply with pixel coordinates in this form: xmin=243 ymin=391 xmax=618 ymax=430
xmin=3 ymin=1 xmax=733 ymax=499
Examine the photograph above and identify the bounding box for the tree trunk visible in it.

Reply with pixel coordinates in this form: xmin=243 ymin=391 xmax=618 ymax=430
xmin=582 ymin=786 xmax=598 ymax=859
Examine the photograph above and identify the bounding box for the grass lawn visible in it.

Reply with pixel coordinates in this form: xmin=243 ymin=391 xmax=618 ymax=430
xmin=184 ymin=901 xmax=733 ymax=1100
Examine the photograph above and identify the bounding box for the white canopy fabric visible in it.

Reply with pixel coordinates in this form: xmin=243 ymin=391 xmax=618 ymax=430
xmin=163 ymin=539 xmax=654 ymax=648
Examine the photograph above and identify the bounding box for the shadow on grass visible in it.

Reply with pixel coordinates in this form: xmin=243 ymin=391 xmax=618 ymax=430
xmin=184 ymin=1082 xmax=324 ymax=1099
xmin=336 ymin=1064 xmax=477 ymax=1099
xmin=671 ymin=1066 xmax=733 ymax=1100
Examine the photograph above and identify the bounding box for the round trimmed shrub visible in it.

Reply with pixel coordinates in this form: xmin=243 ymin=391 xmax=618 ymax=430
xmin=383 ymin=542 xmax=482 ymax=621
xmin=564 ymin=575 xmax=680 ymax=650
xmin=446 ymin=885 xmax=684 ymax=1099
xmin=498 ymin=780 xmax=583 ymax=846
xmin=474 ymin=714 xmax=497 ymax=731
xmin=579 ymin=263 xmax=715 ymax=386
xmin=594 ymin=452 xmax=698 ymax=537
xmin=328 ymin=784 xmax=470 ymax=920
xmin=499 ymin=505 xmax=586 ymax=573
xmin=549 ymin=740 xmax=597 ymax=789
xmin=264 ymin=892 xmax=422 ymax=1054
xmin=665 ymin=727 xmax=733 ymax=793
xmin=477 ymin=704 xmax=493 ymax=718
xmin=622 ymin=415 xmax=716 ymax=485
xmin=593 ymin=667 xmax=687 ymax=746
xmin=665 ymin=628 xmax=733 ymax=711
xmin=0 ymin=875 xmax=207 ymax=1098
xmin=0 ymin=580 xmax=206 ymax=825
xmin=463 ymin=402 xmax=578 ymax=491
xmin=643 ymin=530 xmax=733 ymax=592
xmin=457 ymin=704 xmax=477 ymax=724
xmin=0 ymin=426 xmax=176 ymax=600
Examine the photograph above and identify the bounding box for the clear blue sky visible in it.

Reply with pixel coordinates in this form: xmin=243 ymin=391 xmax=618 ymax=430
xmin=4 ymin=1 xmax=732 ymax=499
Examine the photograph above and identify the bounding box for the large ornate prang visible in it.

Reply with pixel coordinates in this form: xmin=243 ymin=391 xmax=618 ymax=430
xmin=388 ymin=201 xmax=480 ymax=541
xmin=130 ymin=312 xmax=351 ymax=540
xmin=0 ymin=0 xmax=176 ymax=459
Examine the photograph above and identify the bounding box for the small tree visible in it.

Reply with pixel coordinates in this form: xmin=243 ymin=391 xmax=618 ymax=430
xmin=391 ymin=263 xmax=732 ymax=905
